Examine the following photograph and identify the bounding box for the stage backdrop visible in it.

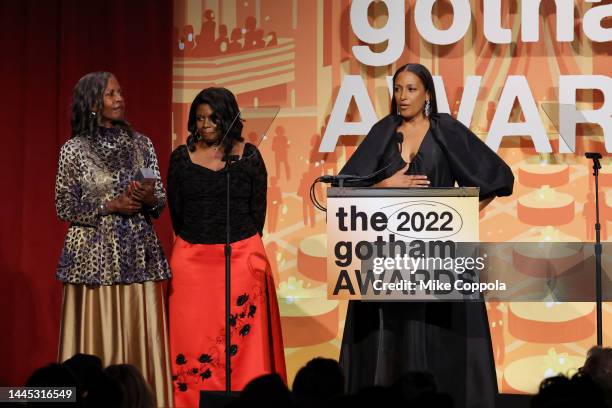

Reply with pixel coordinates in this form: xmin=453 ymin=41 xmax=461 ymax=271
xmin=172 ymin=0 xmax=612 ymax=393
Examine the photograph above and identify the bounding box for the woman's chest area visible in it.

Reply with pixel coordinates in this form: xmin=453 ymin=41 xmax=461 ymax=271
xmin=189 ymin=149 xmax=226 ymax=172
xmin=81 ymin=149 xmax=144 ymax=195
xmin=397 ymin=122 xmax=428 ymax=161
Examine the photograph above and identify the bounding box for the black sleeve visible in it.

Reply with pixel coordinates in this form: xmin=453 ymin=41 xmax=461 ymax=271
xmin=247 ymin=146 xmax=267 ymax=236
xmin=167 ymin=146 xmax=184 ymax=234
xmin=338 ymin=115 xmax=403 ymax=187
xmin=433 ymin=114 xmax=515 ymax=199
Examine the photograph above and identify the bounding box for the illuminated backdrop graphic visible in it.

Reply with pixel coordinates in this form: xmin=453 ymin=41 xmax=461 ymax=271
xmin=172 ymin=0 xmax=612 ymax=392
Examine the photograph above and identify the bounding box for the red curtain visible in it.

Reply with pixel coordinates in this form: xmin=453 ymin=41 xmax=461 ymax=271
xmin=0 ymin=0 xmax=173 ymax=386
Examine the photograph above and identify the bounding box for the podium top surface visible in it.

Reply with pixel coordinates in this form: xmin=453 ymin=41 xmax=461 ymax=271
xmin=327 ymin=187 xmax=479 ymax=198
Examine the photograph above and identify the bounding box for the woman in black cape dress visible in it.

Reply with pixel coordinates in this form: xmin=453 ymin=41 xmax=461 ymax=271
xmin=338 ymin=66 xmax=514 ymax=408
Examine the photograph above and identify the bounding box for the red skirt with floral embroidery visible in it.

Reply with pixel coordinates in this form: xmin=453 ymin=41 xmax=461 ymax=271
xmin=168 ymin=234 xmax=287 ymax=407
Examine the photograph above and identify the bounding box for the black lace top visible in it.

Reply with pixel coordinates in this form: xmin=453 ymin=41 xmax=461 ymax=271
xmin=167 ymin=143 xmax=267 ymax=244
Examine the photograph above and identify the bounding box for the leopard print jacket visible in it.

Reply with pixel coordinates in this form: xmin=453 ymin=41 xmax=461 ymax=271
xmin=55 ymin=126 xmax=171 ymax=286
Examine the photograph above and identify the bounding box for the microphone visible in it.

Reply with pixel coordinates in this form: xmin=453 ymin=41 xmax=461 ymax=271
xmin=586 ymin=152 xmax=602 ymax=160
xmin=395 ymin=132 xmax=404 ymax=143
xmin=396 ymin=131 xmax=404 ymax=153
xmin=318 ymin=133 xmax=406 ymax=186
xmin=310 ymin=131 xmax=405 ymax=211
xmin=586 ymin=152 xmax=602 ymax=172
xmin=318 ymin=174 xmax=360 ymax=183
xmin=222 ymin=154 xmax=240 ymax=162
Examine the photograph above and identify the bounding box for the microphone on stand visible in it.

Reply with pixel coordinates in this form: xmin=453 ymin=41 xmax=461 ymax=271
xmin=317 ymin=132 xmax=405 ymax=186
xmin=311 ymin=133 xmax=406 ymax=211
xmin=203 ymin=107 xmax=278 ymax=400
xmin=586 ymin=151 xmax=604 ymax=346
xmin=586 ymin=152 xmax=602 ymax=168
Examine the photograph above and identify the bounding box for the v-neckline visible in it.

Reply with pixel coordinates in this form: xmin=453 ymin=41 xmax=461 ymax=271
xmin=397 ymin=127 xmax=431 ymax=164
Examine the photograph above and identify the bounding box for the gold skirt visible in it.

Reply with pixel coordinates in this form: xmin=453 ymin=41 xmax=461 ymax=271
xmin=58 ymin=281 xmax=173 ymax=407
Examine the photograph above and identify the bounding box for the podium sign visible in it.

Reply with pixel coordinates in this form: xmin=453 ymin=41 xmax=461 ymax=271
xmin=326 ymin=187 xmax=480 ymax=300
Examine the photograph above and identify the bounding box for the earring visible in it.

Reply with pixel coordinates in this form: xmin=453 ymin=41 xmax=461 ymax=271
xmin=91 ymin=111 xmax=97 ymax=117
xmin=396 ymin=105 xmax=401 ymax=116
xmin=424 ymin=100 xmax=431 ymax=117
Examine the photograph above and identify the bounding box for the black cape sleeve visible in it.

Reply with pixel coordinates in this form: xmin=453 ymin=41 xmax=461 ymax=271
xmin=338 ymin=115 xmax=404 ymax=186
xmin=429 ymin=113 xmax=514 ymax=199
xmin=338 ymin=113 xmax=514 ymax=198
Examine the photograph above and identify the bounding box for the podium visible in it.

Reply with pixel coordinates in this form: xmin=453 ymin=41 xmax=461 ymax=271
xmin=326 ymin=187 xmax=480 ymax=301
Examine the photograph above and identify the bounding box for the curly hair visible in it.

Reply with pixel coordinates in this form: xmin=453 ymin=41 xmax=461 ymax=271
xmin=70 ymin=71 xmax=131 ymax=139
xmin=186 ymin=87 xmax=244 ymax=156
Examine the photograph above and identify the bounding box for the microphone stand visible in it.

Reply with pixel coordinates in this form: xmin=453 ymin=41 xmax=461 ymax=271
xmin=199 ymin=153 xmax=241 ymax=408
xmin=223 ymin=153 xmax=239 ymax=393
xmin=586 ymin=152 xmax=603 ymax=346
xmin=199 ymin=106 xmax=279 ymax=407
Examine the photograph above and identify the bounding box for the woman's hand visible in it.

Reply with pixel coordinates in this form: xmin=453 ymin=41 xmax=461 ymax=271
xmin=106 ymin=193 xmax=142 ymax=215
xmin=129 ymin=181 xmax=157 ymax=208
xmin=375 ymin=164 xmax=430 ymax=188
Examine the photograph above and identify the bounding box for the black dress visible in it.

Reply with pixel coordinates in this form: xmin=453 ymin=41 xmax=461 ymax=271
xmin=166 ymin=143 xmax=287 ymax=404
xmin=338 ymin=113 xmax=514 ymax=408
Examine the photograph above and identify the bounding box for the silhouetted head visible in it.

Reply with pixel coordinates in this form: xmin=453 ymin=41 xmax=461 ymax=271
xmin=292 ymin=358 xmax=344 ymax=406
xmin=240 ymin=373 xmax=292 ymax=407
xmin=105 ymin=364 xmax=156 ymax=408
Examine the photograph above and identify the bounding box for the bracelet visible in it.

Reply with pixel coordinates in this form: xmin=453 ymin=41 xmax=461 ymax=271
xmin=148 ymin=197 xmax=160 ymax=213
xmin=98 ymin=202 xmax=109 ymax=216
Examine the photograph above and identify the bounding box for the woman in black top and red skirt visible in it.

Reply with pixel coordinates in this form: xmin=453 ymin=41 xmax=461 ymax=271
xmin=167 ymin=88 xmax=286 ymax=407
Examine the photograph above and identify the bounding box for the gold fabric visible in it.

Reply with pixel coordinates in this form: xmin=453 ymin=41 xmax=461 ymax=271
xmin=58 ymin=282 xmax=173 ymax=407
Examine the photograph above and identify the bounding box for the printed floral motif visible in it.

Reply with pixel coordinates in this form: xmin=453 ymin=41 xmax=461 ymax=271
xmin=172 ymin=288 xmax=263 ymax=392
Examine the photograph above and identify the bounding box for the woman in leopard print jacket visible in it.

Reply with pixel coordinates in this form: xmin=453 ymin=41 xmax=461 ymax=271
xmin=54 ymin=71 xmax=173 ymax=406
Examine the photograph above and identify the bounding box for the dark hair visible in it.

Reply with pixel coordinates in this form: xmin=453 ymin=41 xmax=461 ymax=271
xmin=531 ymin=373 xmax=608 ymax=408
xmin=26 ymin=363 xmax=78 ymax=388
xmin=581 ymin=346 xmax=612 ymax=405
xmin=186 ymin=87 xmax=244 ymax=155
xmin=26 ymin=363 xmax=82 ymax=406
xmin=84 ymin=371 xmax=125 ymax=408
xmin=104 ymin=364 xmax=156 ymax=408
xmin=239 ymin=373 xmax=292 ymax=407
xmin=389 ymin=63 xmax=438 ymax=118
xmin=70 ymin=71 xmax=131 ymax=138
xmin=583 ymin=346 xmax=612 ymax=377
xmin=292 ymin=357 xmax=344 ymax=405
xmin=62 ymin=353 xmax=104 ymax=397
